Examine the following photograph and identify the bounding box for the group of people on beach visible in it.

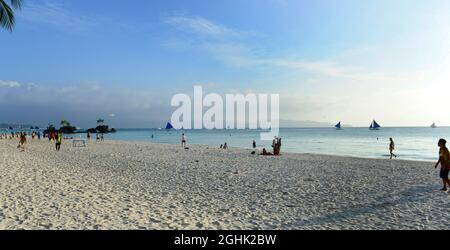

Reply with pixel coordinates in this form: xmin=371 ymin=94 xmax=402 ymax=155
xmin=0 ymin=131 xmax=41 ymax=140
xmin=4 ymin=129 xmax=108 ymax=153
xmin=5 ymin=129 xmax=450 ymax=193
xmin=390 ymin=137 xmax=450 ymax=193
xmin=258 ymin=137 xmax=282 ymax=156
xmin=44 ymin=131 xmax=64 ymax=151
xmin=86 ymin=132 xmax=105 ymax=142
xmin=2 ymin=130 xmax=64 ymax=152
xmin=178 ymin=132 xmax=281 ymax=155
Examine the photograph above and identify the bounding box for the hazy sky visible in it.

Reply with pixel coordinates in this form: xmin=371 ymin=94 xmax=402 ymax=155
xmin=1 ymin=0 xmax=450 ymax=128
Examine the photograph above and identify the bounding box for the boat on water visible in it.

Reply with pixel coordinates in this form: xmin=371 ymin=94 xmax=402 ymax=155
xmin=369 ymin=120 xmax=381 ymax=130
xmin=166 ymin=122 xmax=174 ymax=130
xmin=431 ymin=123 xmax=437 ymax=128
xmin=335 ymin=122 xmax=342 ymax=130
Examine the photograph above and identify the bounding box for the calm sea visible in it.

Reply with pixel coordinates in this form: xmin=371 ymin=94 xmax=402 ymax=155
xmin=107 ymin=127 xmax=447 ymax=162
xmin=3 ymin=127 xmax=447 ymax=161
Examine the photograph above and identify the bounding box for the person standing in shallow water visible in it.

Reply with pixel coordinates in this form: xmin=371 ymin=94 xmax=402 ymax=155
xmin=252 ymin=140 xmax=256 ymax=149
xmin=389 ymin=138 xmax=397 ymax=159
xmin=435 ymin=138 xmax=450 ymax=192
xmin=181 ymin=133 xmax=187 ymax=148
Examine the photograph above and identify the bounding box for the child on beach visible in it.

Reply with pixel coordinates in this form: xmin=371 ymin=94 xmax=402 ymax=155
xmin=56 ymin=132 xmax=62 ymax=151
xmin=389 ymin=138 xmax=397 ymax=159
xmin=435 ymin=138 xmax=450 ymax=192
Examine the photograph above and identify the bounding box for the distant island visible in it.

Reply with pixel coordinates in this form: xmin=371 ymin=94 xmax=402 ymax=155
xmin=40 ymin=118 xmax=117 ymax=134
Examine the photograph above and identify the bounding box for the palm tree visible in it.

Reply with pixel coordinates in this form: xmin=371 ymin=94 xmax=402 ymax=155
xmin=60 ymin=120 xmax=71 ymax=127
xmin=0 ymin=0 xmax=22 ymax=32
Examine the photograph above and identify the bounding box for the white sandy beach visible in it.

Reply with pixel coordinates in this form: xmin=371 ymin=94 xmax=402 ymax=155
xmin=0 ymin=138 xmax=449 ymax=230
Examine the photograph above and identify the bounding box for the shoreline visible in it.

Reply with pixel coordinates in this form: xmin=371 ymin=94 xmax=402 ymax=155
xmin=0 ymin=138 xmax=448 ymax=229
xmin=108 ymin=139 xmax=437 ymax=163
xmin=3 ymin=127 xmax=444 ymax=162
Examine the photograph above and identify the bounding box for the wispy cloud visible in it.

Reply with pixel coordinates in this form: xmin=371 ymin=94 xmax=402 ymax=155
xmin=19 ymin=0 xmax=95 ymax=32
xmin=162 ymin=14 xmax=450 ymax=126
xmin=164 ymin=15 xmax=400 ymax=83
xmin=18 ymin=0 xmax=135 ymax=33
xmin=165 ymin=15 xmax=235 ymax=38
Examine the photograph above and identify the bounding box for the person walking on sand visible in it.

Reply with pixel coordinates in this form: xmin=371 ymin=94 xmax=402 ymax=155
xmin=56 ymin=132 xmax=62 ymax=151
xmin=19 ymin=132 xmax=27 ymax=152
xmin=181 ymin=133 xmax=187 ymax=148
xmin=389 ymin=138 xmax=397 ymax=159
xmin=435 ymin=138 xmax=450 ymax=192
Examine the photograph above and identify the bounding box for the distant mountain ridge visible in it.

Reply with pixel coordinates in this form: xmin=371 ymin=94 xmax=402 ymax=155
xmin=280 ymin=120 xmax=352 ymax=128
xmin=0 ymin=123 xmax=36 ymax=129
xmin=0 ymin=120 xmax=353 ymax=130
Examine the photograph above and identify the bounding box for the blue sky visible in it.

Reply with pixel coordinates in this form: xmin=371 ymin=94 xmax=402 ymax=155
xmin=1 ymin=0 xmax=450 ymax=128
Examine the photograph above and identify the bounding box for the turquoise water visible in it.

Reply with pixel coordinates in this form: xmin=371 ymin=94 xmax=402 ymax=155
xmin=3 ymin=127 xmax=447 ymax=161
xmin=105 ymin=127 xmax=448 ymax=162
